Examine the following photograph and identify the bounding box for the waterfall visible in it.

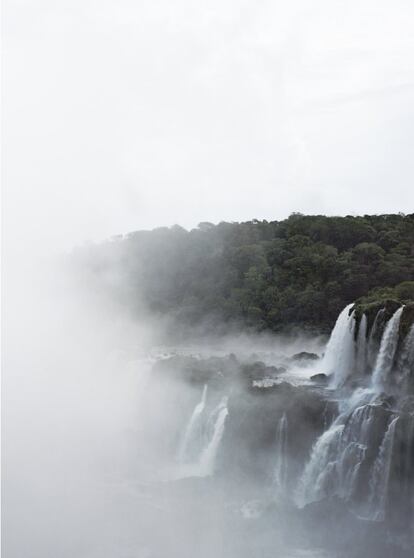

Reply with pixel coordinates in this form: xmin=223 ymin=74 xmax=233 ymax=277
xmin=322 ymin=400 xmax=335 ymax=429
xmin=198 ymin=396 xmax=229 ymax=477
xmin=402 ymin=414 xmax=414 ymax=510
xmin=295 ymin=421 xmax=344 ymax=507
xmin=273 ymin=413 xmax=288 ymax=491
xmin=356 ymin=314 xmax=368 ymax=375
xmin=296 ymin=401 xmax=378 ymax=508
xmin=323 ymin=304 xmax=356 ymax=387
xmin=371 ymin=307 xmax=404 ymax=391
xmin=367 ymin=416 xmax=399 ymax=521
xmin=396 ymin=324 xmax=414 ymax=387
xmin=367 ymin=309 xmax=384 ymax=370
xmin=295 ymin=302 xmax=412 ymax=522
xmin=178 ymin=385 xmax=208 ymax=463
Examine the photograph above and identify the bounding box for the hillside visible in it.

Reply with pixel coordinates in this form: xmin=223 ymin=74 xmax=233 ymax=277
xmin=74 ymin=213 xmax=414 ymax=334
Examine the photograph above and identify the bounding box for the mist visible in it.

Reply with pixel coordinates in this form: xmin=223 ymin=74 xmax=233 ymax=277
xmin=4 ymin=0 xmax=414 ymax=252
xmin=3 ymin=2 xmax=414 ymax=557
xmin=1 ymin=257 xmax=315 ymax=557
xmin=4 ymin=247 xmax=413 ymax=557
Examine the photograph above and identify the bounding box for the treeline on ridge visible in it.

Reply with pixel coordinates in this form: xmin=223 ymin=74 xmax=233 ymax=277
xmin=74 ymin=213 xmax=414 ymax=334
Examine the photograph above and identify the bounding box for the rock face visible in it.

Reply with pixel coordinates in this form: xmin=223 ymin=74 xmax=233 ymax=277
xmin=154 ymin=353 xmax=334 ymax=488
xmin=217 ymin=382 xmax=331 ymax=485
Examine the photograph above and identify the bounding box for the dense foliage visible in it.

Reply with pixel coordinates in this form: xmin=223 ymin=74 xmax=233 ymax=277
xmin=77 ymin=213 xmax=414 ymax=333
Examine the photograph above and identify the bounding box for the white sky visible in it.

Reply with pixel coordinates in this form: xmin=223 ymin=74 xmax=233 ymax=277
xmin=3 ymin=0 xmax=414 ymax=250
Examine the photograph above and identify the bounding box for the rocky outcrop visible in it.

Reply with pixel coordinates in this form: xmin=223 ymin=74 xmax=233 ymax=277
xmin=290 ymin=352 xmax=320 ymax=363
xmin=217 ymin=382 xmax=334 ymax=485
xmin=310 ymin=373 xmax=328 ymax=384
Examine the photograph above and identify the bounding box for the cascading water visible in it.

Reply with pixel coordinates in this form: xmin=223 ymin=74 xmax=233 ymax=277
xmin=367 ymin=416 xmax=399 ymax=521
xmin=273 ymin=413 xmax=288 ymax=491
xmin=323 ymin=304 xmax=356 ymax=387
xmin=178 ymin=384 xmax=208 ymax=463
xmin=396 ymin=324 xmax=414 ymax=387
xmin=295 ymin=401 xmax=379 ymax=508
xmin=296 ymin=302 xmax=413 ymax=526
xmin=372 ymin=307 xmax=404 ymax=391
xmin=356 ymin=314 xmax=368 ymax=375
xmin=171 ymin=300 xmax=412 ymax=544
xmin=198 ymin=396 xmax=229 ymax=476
xmin=367 ymin=309 xmax=384 ymax=370
xmin=295 ymin=422 xmax=344 ymax=507
xmin=176 ymin=390 xmax=229 ymax=478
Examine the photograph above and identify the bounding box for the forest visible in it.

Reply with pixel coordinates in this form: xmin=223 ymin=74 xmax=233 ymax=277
xmin=75 ymin=213 xmax=414 ymax=334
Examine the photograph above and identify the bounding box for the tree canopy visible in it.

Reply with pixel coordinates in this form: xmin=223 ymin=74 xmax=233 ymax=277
xmin=74 ymin=213 xmax=414 ymax=334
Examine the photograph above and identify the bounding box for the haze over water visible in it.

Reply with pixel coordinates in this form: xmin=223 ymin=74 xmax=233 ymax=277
xmin=3 ymin=2 xmax=414 ymax=558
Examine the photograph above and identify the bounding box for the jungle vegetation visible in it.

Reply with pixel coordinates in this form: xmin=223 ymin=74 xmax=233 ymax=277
xmin=75 ymin=213 xmax=414 ymax=334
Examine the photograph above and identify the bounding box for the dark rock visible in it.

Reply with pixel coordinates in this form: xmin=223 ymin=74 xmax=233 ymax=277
xmin=400 ymin=302 xmax=414 ymax=340
xmin=151 ymin=354 xmax=240 ymax=387
xmin=240 ymin=361 xmax=286 ymax=385
xmin=217 ymin=382 xmax=330 ymax=483
xmin=354 ymin=299 xmax=402 ymax=340
xmin=399 ymin=395 xmax=414 ymax=413
xmin=291 ymin=351 xmax=320 ymax=362
xmin=310 ymin=373 xmax=329 ymax=384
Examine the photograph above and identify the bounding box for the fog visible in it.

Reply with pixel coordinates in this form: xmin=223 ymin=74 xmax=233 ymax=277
xmin=2 ymin=257 xmax=328 ymax=557
xmin=4 ymin=0 xmax=414 ymax=251
xmin=3 ymin=260 xmax=144 ymax=554
xmin=4 ymin=252 xmax=412 ymax=557
xmin=3 ymin=1 xmax=414 ymax=557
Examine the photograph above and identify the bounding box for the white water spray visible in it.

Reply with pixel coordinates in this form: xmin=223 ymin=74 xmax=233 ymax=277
xmin=323 ymin=304 xmax=356 ymax=387
xmin=295 ymin=302 xmax=411 ymax=526
xmin=295 ymin=422 xmax=344 ymax=507
xmin=198 ymin=396 xmax=229 ymax=476
xmin=178 ymin=385 xmax=208 ymax=463
xmin=372 ymin=307 xmax=404 ymax=390
xmin=367 ymin=309 xmax=384 ymax=370
xmin=296 ymin=398 xmax=381 ymax=508
xmin=368 ymin=416 xmax=399 ymax=521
